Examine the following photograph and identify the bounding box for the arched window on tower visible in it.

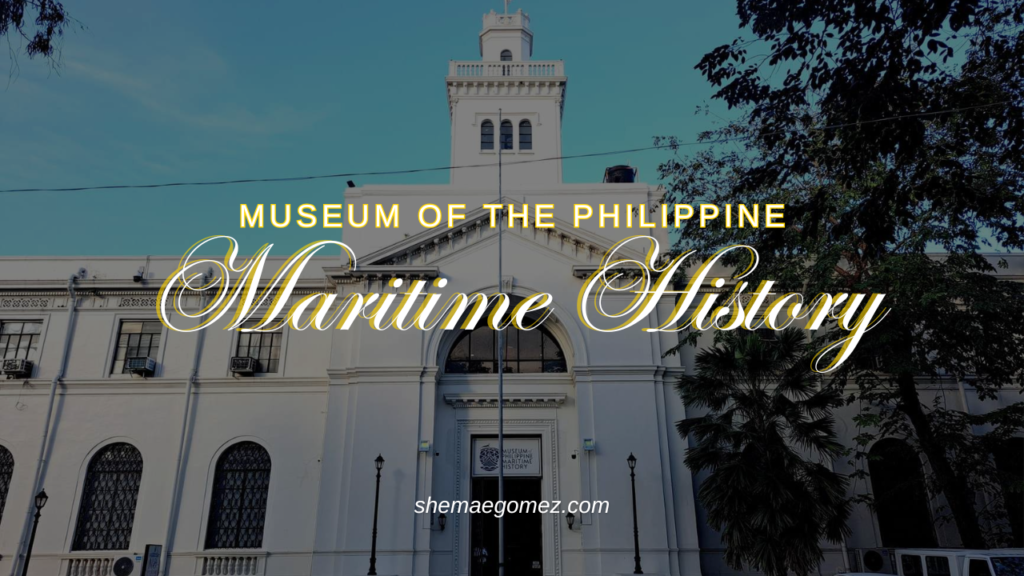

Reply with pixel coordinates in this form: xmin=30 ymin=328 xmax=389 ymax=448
xmin=868 ymin=438 xmax=936 ymax=548
xmin=72 ymin=443 xmax=143 ymax=551
xmin=519 ymin=120 xmax=532 ymax=150
xmin=0 ymin=445 xmax=12 ymax=528
xmin=481 ymin=120 xmax=494 ymax=150
xmin=446 ymin=324 xmax=566 ymax=374
xmin=500 ymin=120 xmax=514 ymax=150
xmin=205 ymin=442 xmax=272 ymax=549
xmin=500 ymin=49 xmax=513 ymax=62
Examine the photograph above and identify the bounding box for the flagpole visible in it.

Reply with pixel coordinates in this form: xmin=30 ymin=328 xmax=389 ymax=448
xmin=496 ymin=107 xmax=506 ymax=576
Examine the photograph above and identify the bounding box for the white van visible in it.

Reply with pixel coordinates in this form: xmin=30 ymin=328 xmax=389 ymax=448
xmin=844 ymin=549 xmax=1024 ymax=576
xmin=895 ymin=549 xmax=1024 ymax=576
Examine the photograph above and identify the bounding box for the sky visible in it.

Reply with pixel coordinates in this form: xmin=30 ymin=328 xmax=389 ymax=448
xmin=0 ymin=1 xmax=742 ymax=256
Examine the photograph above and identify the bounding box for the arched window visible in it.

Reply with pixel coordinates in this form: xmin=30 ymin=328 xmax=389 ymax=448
xmin=868 ymin=438 xmax=936 ymax=548
xmin=500 ymin=120 xmax=514 ymax=150
xmin=519 ymin=120 xmax=532 ymax=150
xmin=446 ymin=324 xmax=566 ymax=374
xmin=500 ymin=49 xmax=513 ymax=62
xmin=205 ymin=442 xmax=272 ymax=549
xmin=0 ymin=446 xmax=13 ymax=527
xmin=481 ymin=120 xmax=494 ymax=150
xmin=72 ymin=443 xmax=143 ymax=551
xmin=994 ymin=437 xmax=1024 ymax=546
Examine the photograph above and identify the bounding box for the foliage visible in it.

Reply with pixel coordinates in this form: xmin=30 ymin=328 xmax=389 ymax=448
xmin=677 ymin=329 xmax=851 ymax=576
xmin=1 ymin=0 xmax=71 ymax=67
xmin=850 ymin=396 xmax=1024 ymax=545
xmin=661 ymin=0 xmax=1024 ymax=550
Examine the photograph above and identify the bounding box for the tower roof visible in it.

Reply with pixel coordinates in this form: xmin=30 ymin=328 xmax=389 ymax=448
xmin=479 ymin=9 xmax=533 ymax=58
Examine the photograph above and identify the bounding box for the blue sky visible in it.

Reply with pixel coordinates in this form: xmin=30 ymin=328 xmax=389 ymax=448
xmin=1 ymin=1 xmax=741 ymax=256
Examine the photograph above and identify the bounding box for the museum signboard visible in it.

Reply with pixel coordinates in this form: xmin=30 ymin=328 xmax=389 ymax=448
xmin=472 ymin=438 xmax=541 ymax=477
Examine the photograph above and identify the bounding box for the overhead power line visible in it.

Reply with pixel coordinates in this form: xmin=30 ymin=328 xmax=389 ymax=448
xmin=0 ymin=101 xmax=1010 ymax=194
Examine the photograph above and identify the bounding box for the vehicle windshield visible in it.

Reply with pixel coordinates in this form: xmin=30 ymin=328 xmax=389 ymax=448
xmin=992 ymin=557 xmax=1024 ymax=576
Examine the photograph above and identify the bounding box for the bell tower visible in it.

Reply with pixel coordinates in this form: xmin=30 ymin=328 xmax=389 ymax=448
xmin=446 ymin=8 xmax=567 ymax=189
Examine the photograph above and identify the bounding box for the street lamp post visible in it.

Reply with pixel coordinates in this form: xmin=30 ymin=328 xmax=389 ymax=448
xmin=627 ymin=454 xmax=643 ymax=575
xmin=368 ymin=455 xmax=384 ymax=576
xmin=22 ymin=489 xmax=48 ymax=576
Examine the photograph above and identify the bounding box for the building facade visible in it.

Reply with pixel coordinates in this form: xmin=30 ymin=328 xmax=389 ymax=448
xmin=0 ymin=9 xmax=1021 ymax=576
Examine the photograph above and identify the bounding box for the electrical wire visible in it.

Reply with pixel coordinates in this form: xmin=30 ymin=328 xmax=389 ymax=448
xmin=0 ymin=100 xmax=1010 ymax=194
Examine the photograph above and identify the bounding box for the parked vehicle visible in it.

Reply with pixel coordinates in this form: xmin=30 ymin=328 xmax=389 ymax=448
xmin=842 ymin=549 xmax=1024 ymax=576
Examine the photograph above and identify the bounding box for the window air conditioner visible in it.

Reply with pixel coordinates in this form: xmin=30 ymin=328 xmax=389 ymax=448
xmin=2 ymin=358 xmax=32 ymax=378
xmin=125 ymin=357 xmax=156 ymax=377
xmin=230 ymin=357 xmax=257 ymax=375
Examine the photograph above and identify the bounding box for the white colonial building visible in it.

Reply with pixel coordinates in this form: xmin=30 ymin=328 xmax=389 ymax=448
xmin=0 ymin=9 xmax=1021 ymax=576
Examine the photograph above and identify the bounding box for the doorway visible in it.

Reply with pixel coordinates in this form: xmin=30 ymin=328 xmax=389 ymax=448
xmin=470 ymin=476 xmax=543 ymax=576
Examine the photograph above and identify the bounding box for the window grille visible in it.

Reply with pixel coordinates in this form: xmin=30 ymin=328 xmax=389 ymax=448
xmin=205 ymin=442 xmax=272 ymax=550
xmin=72 ymin=443 xmax=143 ymax=551
xmin=0 ymin=446 xmax=13 ymax=528
xmin=500 ymin=50 xmax=512 ymax=62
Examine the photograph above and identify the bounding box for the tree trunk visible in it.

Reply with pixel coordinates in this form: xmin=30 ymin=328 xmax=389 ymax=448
xmin=895 ymin=371 xmax=988 ymax=549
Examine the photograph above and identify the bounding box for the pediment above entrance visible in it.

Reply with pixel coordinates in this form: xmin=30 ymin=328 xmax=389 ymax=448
xmin=324 ymin=201 xmax=646 ymax=282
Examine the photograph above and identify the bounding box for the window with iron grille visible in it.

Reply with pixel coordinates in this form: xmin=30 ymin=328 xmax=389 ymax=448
xmin=0 ymin=321 xmax=42 ymax=361
xmin=518 ymin=120 xmax=532 ymax=150
xmin=112 ymin=320 xmax=162 ymax=374
xmin=500 ymin=49 xmax=512 ymax=61
xmin=0 ymin=445 xmax=13 ymax=528
xmin=72 ymin=443 xmax=143 ymax=551
xmin=205 ymin=442 xmax=272 ymax=550
xmin=500 ymin=120 xmax=514 ymax=150
xmin=236 ymin=321 xmax=282 ymax=374
xmin=481 ymin=120 xmax=494 ymax=150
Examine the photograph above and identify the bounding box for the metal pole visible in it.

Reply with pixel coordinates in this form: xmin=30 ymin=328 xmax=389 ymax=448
xmin=497 ymin=108 xmax=506 ymax=576
xmin=162 ymin=277 xmax=208 ymax=576
xmin=12 ymin=276 xmax=75 ymax=576
xmin=22 ymin=509 xmax=41 ymax=576
xmin=629 ymin=455 xmax=643 ymax=574
xmin=368 ymin=457 xmax=383 ymax=576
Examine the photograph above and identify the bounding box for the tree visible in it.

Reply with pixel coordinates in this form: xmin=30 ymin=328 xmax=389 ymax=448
xmin=1 ymin=0 xmax=72 ymax=68
xmin=659 ymin=0 xmax=1024 ymax=548
xmin=677 ymin=329 xmax=851 ymax=576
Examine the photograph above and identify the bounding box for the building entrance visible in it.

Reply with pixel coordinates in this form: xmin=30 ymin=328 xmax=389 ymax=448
xmin=470 ymin=476 xmax=543 ymax=576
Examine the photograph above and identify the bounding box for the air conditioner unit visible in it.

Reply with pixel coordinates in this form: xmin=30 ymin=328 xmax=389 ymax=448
xmin=125 ymin=357 xmax=156 ymax=377
xmin=111 ymin=555 xmax=141 ymax=576
xmin=852 ymin=548 xmax=895 ymax=574
xmin=230 ymin=357 xmax=257 ymax=375
xmin=2 ymin=358 xmax=32 ymax=378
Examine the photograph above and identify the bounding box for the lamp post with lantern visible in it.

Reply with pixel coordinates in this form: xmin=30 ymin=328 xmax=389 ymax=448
xmin=21 ymin=489 xmax=49 ymax=576
xmin=368 ymin=455 xmax=384 ymax=576
xmin=627 ymin=454 xmax=643 ymax=575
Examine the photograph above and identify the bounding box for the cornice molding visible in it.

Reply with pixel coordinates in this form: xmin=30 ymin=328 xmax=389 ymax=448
xmin=446 ymin=76 xmax=567 ymax=118
xmin=443 ymin=392 xmax=566 ymax=408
